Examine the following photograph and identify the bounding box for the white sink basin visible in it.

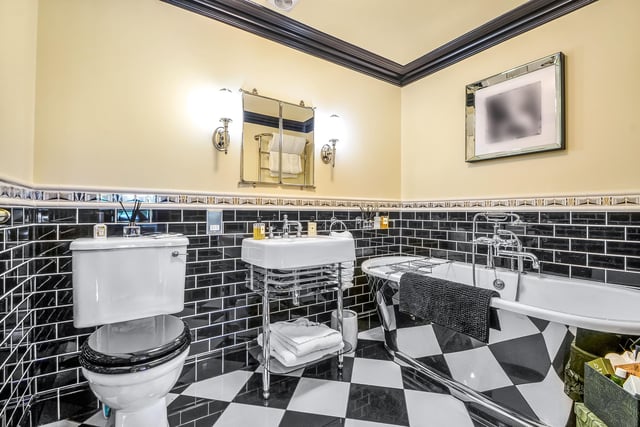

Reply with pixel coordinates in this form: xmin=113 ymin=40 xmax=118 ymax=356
xmin=241 ymin=236 xmax=355 ymax=269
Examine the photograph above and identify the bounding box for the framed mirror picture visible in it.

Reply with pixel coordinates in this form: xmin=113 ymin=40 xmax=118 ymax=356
xmin=465 ymin=52 xmax=565 ymax=162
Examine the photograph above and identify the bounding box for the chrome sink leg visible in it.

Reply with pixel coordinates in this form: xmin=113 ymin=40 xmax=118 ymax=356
xmin=262 ymin=277 xmax=270 ymax=400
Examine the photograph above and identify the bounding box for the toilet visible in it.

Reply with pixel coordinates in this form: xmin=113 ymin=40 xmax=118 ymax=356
xmin=70 ymin=234 xmax=191 ymax=427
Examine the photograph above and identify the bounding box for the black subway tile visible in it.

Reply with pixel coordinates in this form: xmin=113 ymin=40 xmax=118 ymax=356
xmin=555 ymin=225 xmax=586 ymax=238
xmin=607 ymin=241 xmax=640 ymax=256
xmin=447 ymin=212 xmax=466 ymax=221
xmin=37 ymin=209 xmax=77 ymax=224
xmin=608 ymin=212 xmax=640 ymax=226
xmin=401 ymin=211 xmax=415 ymax=220
xmin=588 ymin=226 xmax=625 ymax=240
xmin=168 ymin=223 xmax=197 ymax=235
xmin=531 ymin=249 xmax=554 ymax=263
xmin=571 ymin=212 xmax=606 ymax=225
xmin=525 ymin=224 xmax=554 ymax=236
xmin=152 ymin=209 xmax=182 ymax=223
xmin=431 ymin=212 xmax=447 ymax=221
xmin=628 ymin=257 xmax=640 ymax=272
xmin=223 ymin=222 xmax=247 ymax=234
xmin=77 ymin=209 xmax=115 ymax=224
xmin=571 ymin=266 xmax=605 ymax=282
xmin=438 ymin=221 xmax=456 ymax=231
xmin=628 ymin=227 xmax=640 ymax=241
xmin=539 ymin=237 xmax=569 ymax=251
xmin=513 ymin=212 xmax=540 ymax=223
xmin=414 ymin=212 xmax=430 ymax=220
xmin=571 ymin=239 xmax=605 ymax=254
xmin=541 ymin=263 xmax=569 ymax=277
xmin=588 ymin=254 xmax=625 ymax=270
xmin=541 ymin=212 xmax=570 ymax=224
xmin=607 ymin=270 xmax=640 ymax=287
xmin=555 ymin=251 xmax=587 ymax=266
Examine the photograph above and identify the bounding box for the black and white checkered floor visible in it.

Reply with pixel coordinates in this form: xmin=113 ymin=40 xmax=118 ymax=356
xmin=48 ymin=318 xmax=577 ymax=427
xmin=57 ymin=332 xmax=493 ymax=427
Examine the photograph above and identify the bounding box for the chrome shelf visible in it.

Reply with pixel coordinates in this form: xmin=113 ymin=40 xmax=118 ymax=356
xmin=249 ymin=341 xmax=352 ymax=375
xmin=246 ymin=261 xmax=350 ymax=400
xmin=367 ymin=257 xmax=452 ymax=278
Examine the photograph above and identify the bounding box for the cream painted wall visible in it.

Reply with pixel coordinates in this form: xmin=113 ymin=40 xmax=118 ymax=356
xmin=0 ymin=0 xmax=38 ymax=185
xmin=401 ymin=0 xmax=640 ymax=200
xmin=33 ymin=0 xmax=401 ymax=200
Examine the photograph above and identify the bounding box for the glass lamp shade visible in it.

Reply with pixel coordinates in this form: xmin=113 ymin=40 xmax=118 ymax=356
xmin=328 ymin=114 xmax=344 ymax=142
xmin=216 ymin=88 xmax=235 ymax=120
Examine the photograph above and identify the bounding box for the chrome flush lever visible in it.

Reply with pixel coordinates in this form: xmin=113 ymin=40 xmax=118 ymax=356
xmin=171 ymin=251 xmax=187 ymax=257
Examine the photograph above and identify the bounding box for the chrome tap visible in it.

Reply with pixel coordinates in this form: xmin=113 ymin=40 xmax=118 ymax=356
xmin=282 ymin=215 xmax=290 ymax=238
xmin=281 ymin=215 xmax=302 ymax=238
xmin=495 ymin=249 xmax=540 ymax=271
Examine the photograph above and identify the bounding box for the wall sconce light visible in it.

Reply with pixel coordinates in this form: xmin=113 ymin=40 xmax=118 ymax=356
xmin=212 ymin=88 xmax=234 ymax=154
xmin=321 ymin=114 xmax=343 ymax=167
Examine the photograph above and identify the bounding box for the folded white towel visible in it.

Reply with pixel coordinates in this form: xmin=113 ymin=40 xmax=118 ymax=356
xmin=270 ymin=318 xmax=343 ymax=357
xmin=258 ymin=332 xmax=343 ymax=367
xmin=269 ymin=152 xmax=302 ymax=177
xmin=268 ymin=134 xmax=306 ymax=155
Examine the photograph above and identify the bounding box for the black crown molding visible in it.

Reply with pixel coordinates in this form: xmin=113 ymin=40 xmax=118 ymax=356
xmin=161 ymin=0 xmax=596 ymax=87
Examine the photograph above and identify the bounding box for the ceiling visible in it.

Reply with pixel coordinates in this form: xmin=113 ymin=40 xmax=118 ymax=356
xmin=161 ymin=0 xmax=598 ymax=86
xmin=252 ymin=0 xmax=528 ymax=65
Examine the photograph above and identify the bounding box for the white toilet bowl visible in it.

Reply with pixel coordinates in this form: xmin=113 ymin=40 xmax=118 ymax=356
xmin=80 ymin=315 xmax=190 ymax=427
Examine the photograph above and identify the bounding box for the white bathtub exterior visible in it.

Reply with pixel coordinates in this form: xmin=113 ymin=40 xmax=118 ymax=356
xmin=362 ymin=256 xmax=640 ymax=335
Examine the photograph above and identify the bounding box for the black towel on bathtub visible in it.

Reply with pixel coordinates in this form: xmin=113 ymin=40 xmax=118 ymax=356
xmin=399 ymin=273 xmax=500 ymax=343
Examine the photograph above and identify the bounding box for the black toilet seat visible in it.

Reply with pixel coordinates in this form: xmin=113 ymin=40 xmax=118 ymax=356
xmin=80 ymin=315 xmax=191 ymax=375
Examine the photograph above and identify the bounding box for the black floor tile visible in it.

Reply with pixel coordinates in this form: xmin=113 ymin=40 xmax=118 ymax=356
xmin=528 ymin=317 xmax=549 ymax=332
xmin=351 ymin=339 xmax=392 ymax=361
xmin=302 ymin=356 xmax=354 ymax=382
xmin=432 ymin=324 xmax=484 ymax=354
xmin=482 ymin=386 xmax=539 ymax=422
xmin=401 ymin=365 xmax=450 ymax=395
xmin=232 ymin=373 xmax=300 ymax=409
xmin=488 ymin=334 xmax=549 ymax=385
xmin=346 ymin=383 xmax=409 ymax=426
xmin=279 ymin=410 xmax=345 ymax=427
xmin=413 ymin=354 xmax=452 ymax=379
xmin=167 ymin=395 xmax=228 ymax=427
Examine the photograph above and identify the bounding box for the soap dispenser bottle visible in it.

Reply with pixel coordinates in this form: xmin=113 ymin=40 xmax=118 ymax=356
xmin=308 ymin=217 xmax=317 ymax=236
xmin=253 ymin=217 xmax=266 ymax=240
xmin=93 ymin=211 xmax=107 ymax=239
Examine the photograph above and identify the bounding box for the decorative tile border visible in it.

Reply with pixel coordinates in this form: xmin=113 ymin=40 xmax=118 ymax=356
xmin=403 ymin=195 xmax=640 ymax=210
xmin=1 ymin=179 xmax=638 ymax=211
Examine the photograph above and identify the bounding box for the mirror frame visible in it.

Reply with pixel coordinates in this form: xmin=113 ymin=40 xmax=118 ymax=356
xmin=239 ymin=90 xmax=315 ymax=189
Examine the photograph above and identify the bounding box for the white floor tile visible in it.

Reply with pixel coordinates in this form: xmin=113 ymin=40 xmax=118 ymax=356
xmin=444 ymin=346 xmax=512 ymax=392
xmin=404 ymin=390 xmax=474 ymax=427
xmin=396 ymin=325 xmax=441 ymax=358
xmin=287 ymin=377 xmax=350 ymax=417
xmin=517 ymin=367 xmax=573 ymax=427
xmin=182 ymin=370 xmax=253 ymax=401
xmin=358 ymin=327 xmax=385 ymax=342
xmin=487 ymin=311 xmax=540 ymax=344
xmin=39 ymin=421 xmax=81 ymax=427
xmin=165 ymin=393 xmax=179 ymax=406
xmin=345 ymin=419 xmax=402 ymax=427
xmin=350 ymin=358 xmax=404 ymax=389
xmin=79 ymin=411 xmax=107 ymax=427
xmin=213 ymin=402 xmax=284 ymax=427
xmin=542 ymin=322 xmax=569 ymax=360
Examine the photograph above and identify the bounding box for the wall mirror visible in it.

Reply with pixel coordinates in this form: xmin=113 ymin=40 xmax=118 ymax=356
xmin=240 ymin=90 xmax=315 ymax=188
